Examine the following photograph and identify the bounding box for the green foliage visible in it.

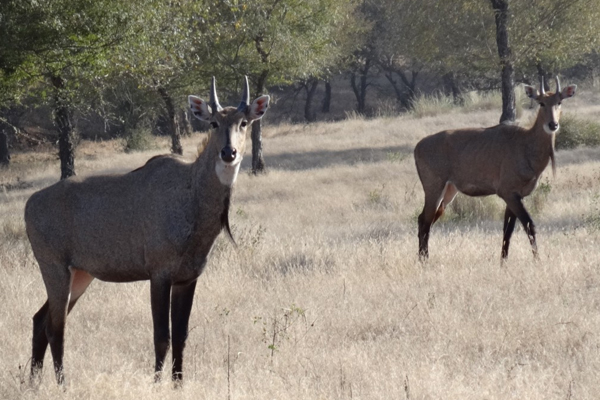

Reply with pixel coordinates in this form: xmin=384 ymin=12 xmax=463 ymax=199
xmin=511 ymin=0 xmax=600 ymax=76
xmin=255 ymin=304 xmax=311 ymax=359
xmin=1 ymin=0 xmax=138 ymax=92
xmin=203 ymin=0 xmax=357 ymax=91
xmin=555 ymin=114 xmax=600 ymax=150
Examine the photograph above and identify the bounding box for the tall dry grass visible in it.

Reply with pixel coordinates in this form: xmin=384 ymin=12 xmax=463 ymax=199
xmin=2 ymin=97 xmax=600 ymax=399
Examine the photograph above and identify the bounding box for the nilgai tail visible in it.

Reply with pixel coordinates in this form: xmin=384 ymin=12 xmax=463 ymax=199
xmin=25 ymin=76 xmax=270 ymax=385
xmin=414 ymin=76 xmax=576 ymax=260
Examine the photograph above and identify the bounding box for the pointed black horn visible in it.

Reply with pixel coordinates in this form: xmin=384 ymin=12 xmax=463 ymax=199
xmin=540 ymin=76 xmax=545 ymax=96
xmin=555 ymin=76 xmax=561 ymax=95
xmin=210 ymin=76 xmax=222 ymax=115
xmin=237 ymin=75 xmax=250 ymax=112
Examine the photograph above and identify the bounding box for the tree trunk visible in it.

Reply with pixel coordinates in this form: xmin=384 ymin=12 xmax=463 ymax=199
xmin=251 ymin=70 xmax=269 ymax=175
xmin=396 ymin=69 xmax=419 ymax=107
xmin=382 ymin=67 xmax=419 ymax=110
xmin=157 ymin=86 xmax=182 ymax=155
xmin=350 ymin=58 xmax=371 ymax=114
xmin=251 ymin=119 xmax=265 ymax=174
xmin=303 ymin=78 xmax=319 ymax=122
xmin=384 ymin=71 xmax=407 ymax=109
xmin=350 ymin=73 xmax=367 ymax=114
xmin=50 ymin=75 xmax=76 ymax=180
xmin=0 ymin=128 xmax=10 ymax=167
xmin=179 ymin=109 xmax=191 ymax=136
xmin=321 ymin=80 xmax=332 ymax=113
xmin=443 ymin=72 xmax=463 ymax=104
xmin=490 ymin=0 xmax=516 ymax=124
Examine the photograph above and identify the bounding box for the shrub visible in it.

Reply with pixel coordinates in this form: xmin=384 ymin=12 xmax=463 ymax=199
xmin=445 ymin=194 xmax=502 ymax=222
xmin=123 ymin=126 xmax=155 ymax=152
xmin=461 ymin=90 xmax=502 ymax=112
xmin=525 ymin=180 xmax=552 ymax=216
xmin=409 ymin=92 xmax=455 ymax=118
xmin=555 ymin=114 xmax=600 ymax=150
xmin=409 ymin=88 xmax=525 ymax=119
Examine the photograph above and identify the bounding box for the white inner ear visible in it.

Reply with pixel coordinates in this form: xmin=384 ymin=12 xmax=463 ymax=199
xmin=523 ymin=85 xmax=538 ymax=99
xmin=249 ymin=95 xmax=270 ymax=120
xmin=189 ymin=96 xmax=212 ymax=121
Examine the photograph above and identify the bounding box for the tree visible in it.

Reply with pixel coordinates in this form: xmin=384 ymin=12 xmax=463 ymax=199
xmin=490 ymin=0 xmax=516 ymax=123
xmin=510 ymin=0 xmax=600 ymax=83
xmin=0 ymin=0 xmax=137 ymax=179
xmin=367 ymin=0 xmax=430 ymax=110
xmin=203 ymin=0 xmax=355 ymax=173
xmin=112 ymin=0 xmax=213 ymax=155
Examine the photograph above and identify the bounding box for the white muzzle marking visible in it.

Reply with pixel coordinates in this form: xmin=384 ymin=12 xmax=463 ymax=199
xmin=216 ymin=158 xmax=241 ymax=186
xmin=544 ymin=123 xmax=559 ymax=135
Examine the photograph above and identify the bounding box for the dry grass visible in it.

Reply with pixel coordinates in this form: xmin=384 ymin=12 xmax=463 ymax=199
xmin=2 ymin=99 xmax=600 ymax=399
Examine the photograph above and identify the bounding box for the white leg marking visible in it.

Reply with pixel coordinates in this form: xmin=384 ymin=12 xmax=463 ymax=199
xmin=69 ymin=268 xmax=95 ymax=303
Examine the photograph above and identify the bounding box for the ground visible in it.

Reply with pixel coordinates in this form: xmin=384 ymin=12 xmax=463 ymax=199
xmin=1 ymin=96 xmax=600 ymax=399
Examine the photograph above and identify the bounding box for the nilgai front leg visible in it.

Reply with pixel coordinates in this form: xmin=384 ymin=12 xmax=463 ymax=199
xmin=170 ymin=280 xmax=198 ymax=382
xmin=501 ymin=207 xmax=518 ymax=259
xmin=501 ymin=193 xmax=538 ymax=259
xmin=150 ymin=277 xmax=172 ymax=382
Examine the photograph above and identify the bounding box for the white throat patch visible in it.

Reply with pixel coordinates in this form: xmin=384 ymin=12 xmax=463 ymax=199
xmin=215 ymin=159 xmax=241 ymax=186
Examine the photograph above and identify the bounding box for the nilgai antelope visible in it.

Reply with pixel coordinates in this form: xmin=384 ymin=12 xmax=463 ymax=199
xmin=25 ymin=76 xmax=270 ymax=385
xmin=414 ymin=77 xmax=576 ymax=260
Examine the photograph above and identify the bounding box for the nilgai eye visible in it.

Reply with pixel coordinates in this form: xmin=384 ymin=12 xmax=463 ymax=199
xmin=539 ymin=102 xmax=545 ymax=107
xmin=210 ymin=122 xmax=219 ymax=128
xmin=241 ymin=120 xmax=248 ymax=128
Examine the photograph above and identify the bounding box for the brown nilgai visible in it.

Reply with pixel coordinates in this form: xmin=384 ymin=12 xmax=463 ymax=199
xmin=25 ymin=76 xmax=270 ymax=385
xmin=414 ymin=76 xmax=576 ymax=260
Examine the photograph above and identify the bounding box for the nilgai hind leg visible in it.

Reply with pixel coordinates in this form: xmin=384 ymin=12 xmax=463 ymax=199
xmin=31 ymin=267 xmax=94 ymax=385
xmin=31 ymin=263 xmax=71 ymax=385
xmin=500 ymin=193 xmax=538 ymax=259
xmin=418 ymin=182 xmax=458 ymax=259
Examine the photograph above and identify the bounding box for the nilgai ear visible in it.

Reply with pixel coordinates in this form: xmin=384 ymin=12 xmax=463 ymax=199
xmin=189 ymin=95 xmax=213 ymax=121
xmin=523 ymin=85 xmax=539 ymax=99
xmin=247 ymin=95 xmax=270 ymax=121
xmin=561 ymin=84 xmax=577 ymax=99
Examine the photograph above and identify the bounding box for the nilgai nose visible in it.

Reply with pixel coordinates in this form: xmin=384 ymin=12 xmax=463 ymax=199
xmin=414 ymin=76 xmax=576 ymax=260
xmin=25 ymin=76 xmax=270 ymax=385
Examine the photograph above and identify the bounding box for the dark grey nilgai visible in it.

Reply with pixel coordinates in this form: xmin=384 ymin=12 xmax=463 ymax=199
xmin=25 ymin=76 xmax=270 ymax=385
xmin=414 ymin=76 xmax=576 ymax=260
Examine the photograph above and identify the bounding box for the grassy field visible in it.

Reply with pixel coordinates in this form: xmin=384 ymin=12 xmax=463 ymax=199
xmin=2 ymin=95 xmax=600 ymax=399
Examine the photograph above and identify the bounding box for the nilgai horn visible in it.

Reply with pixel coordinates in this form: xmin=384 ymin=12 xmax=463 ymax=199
xmin=25 ymin=76 xmax=270 ymax=385
xmin=414 ymin=76 xmax=576 ymax=260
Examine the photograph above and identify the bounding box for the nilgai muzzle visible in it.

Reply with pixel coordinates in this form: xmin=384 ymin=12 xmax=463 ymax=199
xmin=414 ymin=77 xmax=576 ymax=260
xmin=25 ymin=76 xmax=270 ymax=385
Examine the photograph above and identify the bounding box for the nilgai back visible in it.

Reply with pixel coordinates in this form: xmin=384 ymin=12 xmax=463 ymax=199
xmin=414 ymin=77 xmax=576 ymax=260
xmin=25 ymin=76 xmax=270 ymax=385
